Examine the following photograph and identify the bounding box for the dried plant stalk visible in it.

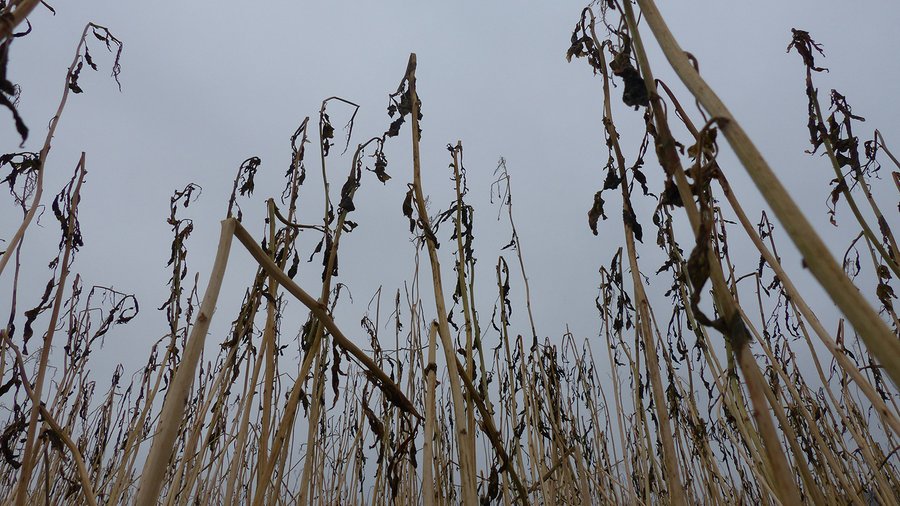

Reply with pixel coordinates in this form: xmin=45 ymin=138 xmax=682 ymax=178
xmin=633 ymin=0 xmax=900 ymax=387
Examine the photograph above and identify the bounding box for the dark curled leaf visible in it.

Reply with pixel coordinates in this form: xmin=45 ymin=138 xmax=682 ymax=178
xmin=787 ymin=29 xmax=832 ymax=155
xmin=566 ymin=31 xmax=588 ymax=62
xmin=338 ymin=163 xmax=361 ymax=213
xmin=307 ymin=237 xmax=323 ymax=262
xmin=566 ymin=23 xmax=604 ymax=73
xmin=602 ymin=165 xmax=621 ymax=190
xmin=238 ymin=157 xmax=261 ymax=197
xmin=1 ymin=152 xmax=40 ymax=204
xmin=656 ymin=258 xmax=675 ymax=275
xmin=566 ymin=34 xmax=601 ymax=72
xmin=877 ymin=282 xmax=896 ymax=310
xmin=51 ymin=175 xmax=83 ymax=249
xmin=623 ymin=202 xmax=643 ymax=243
xmin=0 ymin=42 xmax=28 ymax=145
xmin=330 ymin=343 xmax=344 ymax=407
xmin=0 ymin=375 xmax=17 ymax=397
xmin=386 ymin=76 xmax=422 ymax=138
xmin=423 ymin=224 xmax=440 ymax=248
xmin=371 ymin=150 xmax=391 ymax=183
xmin=0 ymin=54 xmax=12 ymax=97
xmin=660 ymin=179 xmax=683 ymax=207
xmin=686 ymin=222 xmax=711 ymax=293
xmin=68 ymin=60 xmax=84 ymax=94
xmin=402 ymin=185 xmax=415 ymax=233
xmin=433 ymin=205 xmax=455 ymax=229
xmin=398 ymin=89 xmax=412 ymax=116
xmin=287 ymin=251 xmax=299 ymax=279
xmin=43 ymin=428 xmax=66 ymax=454
xmin=321 ymin=112 xmax=335 ymax=156
xmin=115 ymin=295 xmax=139 ymax=324
xmin=85 ymin=290 xmax=139 ymax=348
xmin=361 ymin=390 xmax=385 ymax=446
xmin=1 ymin=415 xmax=26 ymax=469
xmin=786 ymin=29 xmax=828 ymax=73
xmin=588 ymin=191 xmax=606 ymax=235
xmin=827 ymin=177 xmax=848 ymax=226
xmin=387 ymin=116 xmax=404 ymax=138
xmin=499 ymin=258 xmax=512 ymax=318
xmin=90 ymin=25 xmax=124 ymax=90
xmin=619 ymin=67 xmax=649 ymax=108
xmin=0 ymin=93 xmax=28 ymax=146
xmin=447 ymin=308 xmax=459 ymax=332
xmin=609 ymin=38 xmax=649 ymax=108
xmin=321 ymin=232 xmax=338 ymax=280
xmin=83 ymin=44 xmax=97 ymax=70
xmin=834 ymin=153 xmax=852 ymax=168
xmin=482 ymin=465 xmax=500 ymax=504
xmin=12 ymin=20 xmax=32 ymax=38
xmin=878 ymin=215 xmax=891 ymax=244
xmin=23 ymin=278 xmax=55 ymax=352
xmin=633 ymin=166 xmax=649 ymax=195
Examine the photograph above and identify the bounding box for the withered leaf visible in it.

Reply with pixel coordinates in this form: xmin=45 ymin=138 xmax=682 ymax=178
xmin=338 ymin=165 xmax=361 ymax=213
xmin=23 ymin=278 xmax=55 ymax=351
xmin=633 ymin=166 xmax=649 ymax=195
xmin=330 ymin=343 xmax=344 ymax=407
xmin=877 ymin=282 xmax=896 ymax=310
xmin=287 ymin=251 xmax=299 ymax=279
xmin=0 ymin=376 xmax=17 ymax=397
xmin=308 ymin=237 xmax=324 ymax=262
xmin=386 ymin=116 xmax=404 ymax=138
xmin=588 ymin=191 xmax=607 ymax=235
xmin=620 ymin=67 xmax=649 ymax=108
xmin=0 ymin=416 xmax=26 ymax=469
xmin=238 ymin=157 xmax=261 ymax=197
xmin=878 ymin=215 xmax=891 ymax=244
xmin=660 ymin=179 xmax=683 ymax=207
xmin=321 ymin=113 xmax=335 ymax=156
xmin=828 ymin=177 xmax=848 ymax=226
xmin=402 ymin=186 xmax=415 ymax=233
xmin=603 ymin=165 xmax=621 ymax=190
xmin=372 ymin=150 xmax=391 ymax=183
xmin=623 ymin=204 xmax=643 ymax=243
xmin=787 ymin=29 xmax=828 ymax=73
xmin=686 ymin=224 xmax=711 ymax=293
xmin=68 ymin=60 xmax=84 ymax=94
xmin=0 ymin=42 xmax=28 ymax=144
xmin=84 ymin=44 xmax=97 ymax=70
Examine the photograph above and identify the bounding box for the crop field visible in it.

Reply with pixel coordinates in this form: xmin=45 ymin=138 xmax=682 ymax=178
xmin=1 ymin=1 xmax=898 ymax=504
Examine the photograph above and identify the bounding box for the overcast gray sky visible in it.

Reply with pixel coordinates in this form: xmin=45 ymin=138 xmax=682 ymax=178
xmin=2 ymin=1 xmax=899 ymax=390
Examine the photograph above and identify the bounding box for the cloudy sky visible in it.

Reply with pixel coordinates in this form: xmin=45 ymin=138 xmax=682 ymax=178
xmin=2 ymin=1 xmax=899 ymax=387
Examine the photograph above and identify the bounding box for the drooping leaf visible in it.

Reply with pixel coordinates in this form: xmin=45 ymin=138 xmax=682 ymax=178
xmin=0 ymin=42 xmax=28 ymax=145
xmin=402 ymin=185 xmax=415 ymax=233
xmin=588 ymin=191 xmax=606 ymax=235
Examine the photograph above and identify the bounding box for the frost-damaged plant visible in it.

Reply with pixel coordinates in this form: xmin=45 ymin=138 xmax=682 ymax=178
xmin=0 ymin=20 xmax=126 ymax=506
xmin=2 ymin=2 xmax=899 ymax=505
xmin=0 ymin=0 xmax=61 ymax=144
xmin=567 ymin=1 xmax=898 ymax=504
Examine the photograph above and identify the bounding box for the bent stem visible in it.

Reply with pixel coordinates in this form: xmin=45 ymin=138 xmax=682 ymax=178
xmin=135 ymin=218 xmax=237 ymax=506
